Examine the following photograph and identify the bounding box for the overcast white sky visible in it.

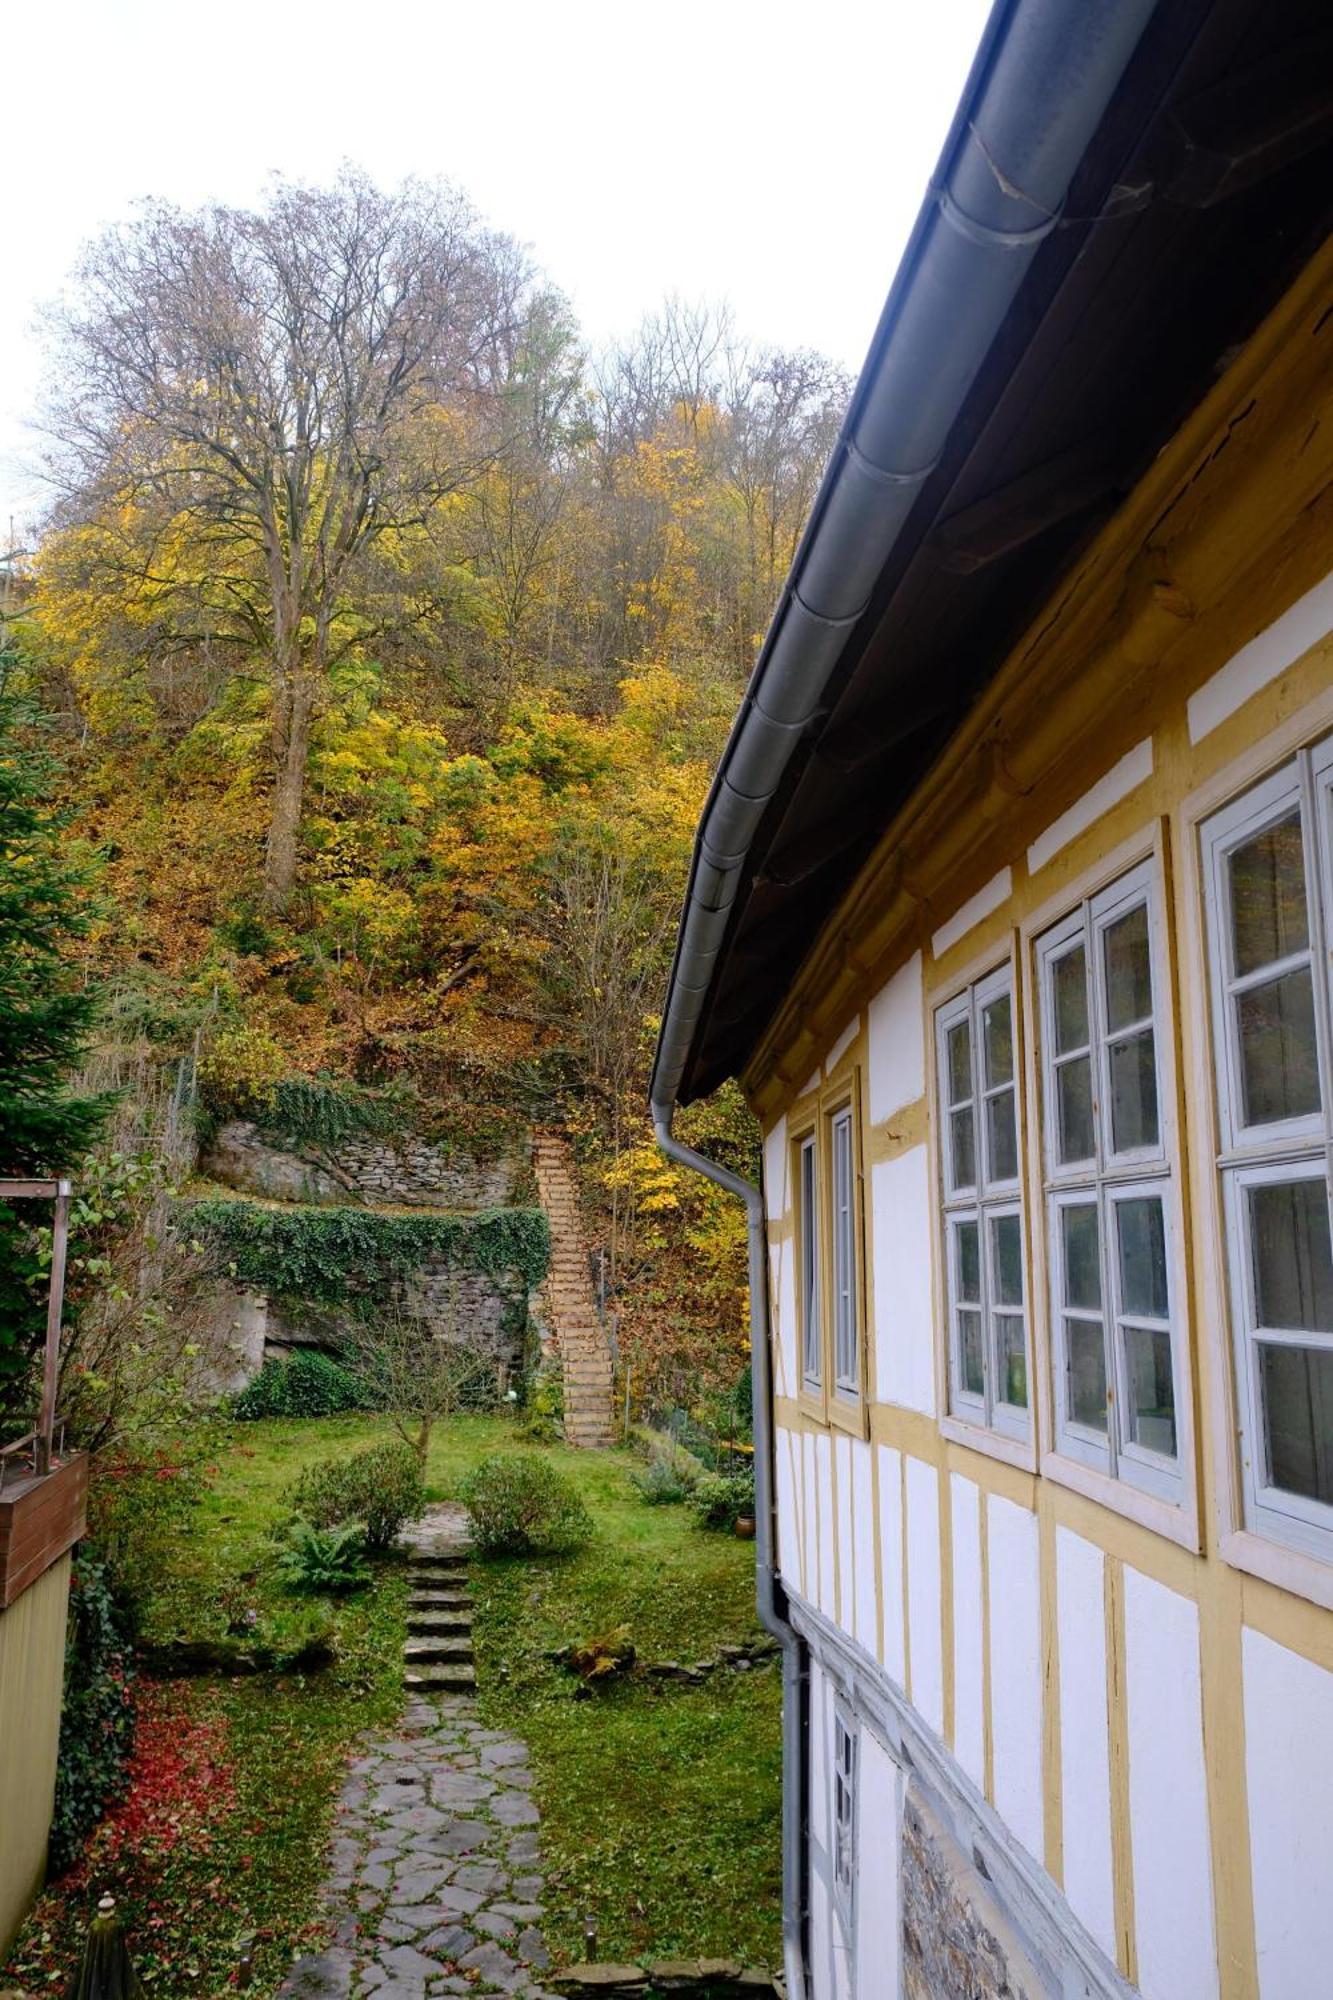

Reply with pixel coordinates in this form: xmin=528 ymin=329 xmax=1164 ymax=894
xmin=1 ymin=0 xmax=994 ymax=541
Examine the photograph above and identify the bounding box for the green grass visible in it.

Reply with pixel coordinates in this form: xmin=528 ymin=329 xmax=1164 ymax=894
xmin=5 ymin=1414 xmax=780 ymax=1990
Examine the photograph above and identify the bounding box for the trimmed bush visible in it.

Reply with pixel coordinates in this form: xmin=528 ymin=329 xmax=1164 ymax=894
xmin=459 ymin=1453 xmax=594 ymax=1557
xmin=50 ymin=1553 xmax=135 ymax=1874
xmin=289 ymin=1439 xmax=425 ymax=1551
xmin=690 ymin=1468 xmax=756 ymax=1532
xmin=231 ymin=1349 xmax=368 ymax=1420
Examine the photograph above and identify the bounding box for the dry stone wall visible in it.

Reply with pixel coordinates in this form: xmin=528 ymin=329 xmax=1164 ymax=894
xmin=202 ymin=1119 xmax=520 ymax=1210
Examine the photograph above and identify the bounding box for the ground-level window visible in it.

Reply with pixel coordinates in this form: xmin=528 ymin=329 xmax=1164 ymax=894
xmin=1203 ymin=738 xmax=1333 ymax=1561
xmin=799 ymin=1133 xmax=821 ymax=1390
xmin=832 ymin=1705 xmax=857 ymax=1929
xmin=935 ymin=964 xmax=1029 ymax=1440
xmin=1036 ymin=860 xmax=1182 ymax=1502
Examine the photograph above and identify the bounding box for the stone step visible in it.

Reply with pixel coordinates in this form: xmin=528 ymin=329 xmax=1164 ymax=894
xmin=403 ymin=1661 xmax=477 ymax=1692
xmin=408 ymin=1548 xmax=470 ymax=1568
xmin=410 ymin=1589 xmax=472 ymax=1609
xmin=404 ymin=1635 xmax=475 ymax=1663
xmin=408 ymin=1610 xmax=474 ymax=1634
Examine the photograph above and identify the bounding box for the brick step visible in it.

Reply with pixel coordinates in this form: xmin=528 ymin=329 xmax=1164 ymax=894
xmin=404 ymin=1635 xmax=475 ymax=1663
xmin=404 ymin=1662 xmax=477 ymax=1693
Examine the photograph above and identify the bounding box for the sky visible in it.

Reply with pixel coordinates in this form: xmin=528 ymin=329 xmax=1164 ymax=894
xmin=0 ymin=0 xmax=994 ymax=543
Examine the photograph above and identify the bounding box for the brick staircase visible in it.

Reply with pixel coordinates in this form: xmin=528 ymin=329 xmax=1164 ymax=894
xmin=532 ymin=1133 xmax=615 ymax=1448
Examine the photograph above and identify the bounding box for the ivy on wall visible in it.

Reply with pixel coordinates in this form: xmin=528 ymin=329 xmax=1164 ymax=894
xmin=189 ymin=1198 xmax=550 ymax=1309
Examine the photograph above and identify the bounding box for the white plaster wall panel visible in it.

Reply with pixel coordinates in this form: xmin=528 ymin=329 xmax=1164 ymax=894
xmin=1122 ymin=1568 xmax=1217 ymax=2000
xmin=851 ymin=1440 xmax=877 ymax=1657
xmin=950 ymin=1473 xmax=985 ymax=1791
xmin=825 ymin=1013 xmax=859 ymax=1076
xmin=1188 ymin=567 xmax=1333 ymax=742
xmin=1243 ymin=1626 xmax=1333 ymax=1999
xmin=816 ymin=1432 xmax=837 ymax=1621
xmin=771 ymin=1237 xmax=796 ymax=1401
xmin=871 ymin=1147 xmax=937 ymax=1417
xmin=810 ymin=1658 xmax=830 ymax=1846
xmin=775 ymin=1426 xmax=802 ymax=1593
xmin=855 ymin=1725 xmax=904 ymax=2000
xmin=763 ymin=1114 xmax=790 ymax=1222
xmin=1026 ymin=738 xmax=1154 ymax=875
xmin=931 ymin=867 xmax=1012 ymax=959
xmin=867 ymin=952 xmax=925 ymax=1124
xmin=1055 ymin=1528 xmax=1115 ymax=1961
xmin=905 ymin=1456 xmax=944 ymax=1736
xmin=801 ymin=1430 xmax=818 ymax=1606
xmin=834 ymin=1435 xmax=853 ymax=1638
xmin=877 ymin=1444 xmax=906 ymax=1686
xmin=986 ymin=1494 xmax=1043 ymax=1861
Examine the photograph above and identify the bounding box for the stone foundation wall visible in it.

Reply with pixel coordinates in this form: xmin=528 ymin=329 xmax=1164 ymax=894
xmin=202 ymin=1120 xmax=520 ymax=1211
xmin=901 ymin=1791 xmax=1044 ymax=2000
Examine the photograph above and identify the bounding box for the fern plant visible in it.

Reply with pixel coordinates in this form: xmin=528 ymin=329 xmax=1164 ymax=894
xmin=275 ymin=1519 xmax=371 ymax=1594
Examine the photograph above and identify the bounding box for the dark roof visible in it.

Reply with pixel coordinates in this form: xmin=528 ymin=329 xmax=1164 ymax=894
xmin=653 ymin=0 xmax=1333 ymax=1110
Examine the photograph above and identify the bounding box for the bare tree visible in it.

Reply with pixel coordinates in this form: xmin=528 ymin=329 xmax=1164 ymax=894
xmin=358 ymin=1300 xmax=496 ymax=1464
xmin=42 ymin=169 xmax=531 ymax=905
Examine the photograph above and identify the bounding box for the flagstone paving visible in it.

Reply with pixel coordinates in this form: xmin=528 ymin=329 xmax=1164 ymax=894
xmin=280 ymin=1510 xmax=554 ymax=2000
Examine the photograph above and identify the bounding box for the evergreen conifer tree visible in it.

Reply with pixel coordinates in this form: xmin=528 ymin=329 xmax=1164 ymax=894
xmin=0 ymin=640 xmax=110 ymax=1403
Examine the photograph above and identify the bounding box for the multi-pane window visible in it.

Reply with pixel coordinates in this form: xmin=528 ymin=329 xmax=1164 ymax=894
xmin=799 ymin=1134 xmax=821 ymax=1390
xmin=936 ymin=965 xmax=1029 ymax=1439
xmin=832 ymin=1107 xmax=859 ymax=1395
xmin=1036 ymin=861 xmax=1182 ymax=1500
xmin=1203 ymin=739 xmax=1333 ymax=1559
xmin=832 ymin=1707 xmax=857 ymax=1926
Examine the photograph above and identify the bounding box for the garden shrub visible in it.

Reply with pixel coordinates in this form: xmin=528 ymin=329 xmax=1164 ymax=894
xmin=276 ymin=1520 xmax=371 ymax=1594
xmin=631 ymin=1444 xmax=698 ymax=1505
xmin=690 ymin=1467 xmax=756 ymax=1532
xmin=50 ymin=1552 xmax=135 ymax=1874
xmin=196 ymin=1021 xmax=287 ymax=1119
xmin=459 ymin=1453 xmax=594 ymax=1556
xmin=290 ymin=1439 xmax=425 ymax=1551
xmin=231 ymin=1348 xmax=368 ymax=1420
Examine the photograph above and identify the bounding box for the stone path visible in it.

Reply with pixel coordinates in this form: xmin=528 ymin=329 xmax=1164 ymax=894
xmin=280 ymin=1512 xmax=553 ymax=2000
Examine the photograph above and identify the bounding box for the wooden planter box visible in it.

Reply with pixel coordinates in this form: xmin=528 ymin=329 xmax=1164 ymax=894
xmin=0 ymin=1455 xmax=88 ymax=1609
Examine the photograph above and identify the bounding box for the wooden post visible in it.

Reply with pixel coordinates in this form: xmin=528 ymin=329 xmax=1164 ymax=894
xmin=36 ymin=1182 xmax=71 ymax=1477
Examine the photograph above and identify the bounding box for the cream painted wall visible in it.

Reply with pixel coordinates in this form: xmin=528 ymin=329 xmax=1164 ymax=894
xmin=1123 ymin=1568 xmax=1217 ymax=2000
xmin=905 ymin=1456 xmax=944 ymax=1735
xmin=763 ymin=1112 xmax=790 ymax=1220
xmin=870 ymin=1148 xmax=936 ymax=1416
xmin=1242 ymin=1628 xmax=1333 ymax=2000
xmin=816 ymin=1433 xmax=836 ymax=1622
xmin=0 ymin=1554 xmax=72 ymax=1954
xmin=771 ymin=1236 xmax=797 ymax=1402
xmin=987 ymin=1495 xmax=1043 ymax=1862
xmin=950 ymin=1473 xmax=985 ymax=1791
xmin=855 ymin=1725 xmax=904 ymax=2000
xmin=1056 ymin=1529 xmax=1116 ymax=1962
xmin=867 ymin=952 xmax=924 ymax=1123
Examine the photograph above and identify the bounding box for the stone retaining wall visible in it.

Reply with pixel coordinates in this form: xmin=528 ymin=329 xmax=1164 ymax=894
xmin=202 ymin=1120 xmax=520 ymax=1211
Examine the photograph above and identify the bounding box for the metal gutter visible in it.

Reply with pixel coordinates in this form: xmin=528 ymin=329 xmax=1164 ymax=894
xmin=649 ymin=0 xmax=1162 ymax=1117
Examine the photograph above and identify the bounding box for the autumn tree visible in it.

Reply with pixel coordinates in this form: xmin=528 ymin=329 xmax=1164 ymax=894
xmin=42 ymin=169 xmax=535 ymax=905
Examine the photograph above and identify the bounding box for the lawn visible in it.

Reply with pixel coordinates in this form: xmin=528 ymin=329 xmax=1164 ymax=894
xmin=3 ymin=1413 xmax=780 ymax=1993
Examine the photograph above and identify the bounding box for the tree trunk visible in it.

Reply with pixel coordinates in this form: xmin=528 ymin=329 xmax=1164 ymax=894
xmin=263 ymin=670 xmax=316 ymax=909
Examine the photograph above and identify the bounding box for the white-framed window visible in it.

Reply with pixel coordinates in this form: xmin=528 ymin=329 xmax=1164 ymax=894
xmin=798 ymin=1133 xmax=821 ymax=1391
xmin=832 ymin=1704 xmax=857 ymax=1931
xmin=936 ymin=964 xmax=1029 ymax=1438
xmin=1036 ymin=860 xmax=1182 ymax=1501
xmin=1203 ymin=739 xmax=1333 ymax=1561
xmin=831 ymin=1106 xmax=858 ymax=1397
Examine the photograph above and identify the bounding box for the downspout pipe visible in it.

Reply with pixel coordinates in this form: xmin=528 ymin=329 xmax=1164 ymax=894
xmin=651 ymin=1102 xmax=807 ymax=2000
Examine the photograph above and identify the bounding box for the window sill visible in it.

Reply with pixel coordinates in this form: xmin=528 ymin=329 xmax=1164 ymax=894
xmin=1040 ymin=1447 xmax=1201 ymax=1552
xmin=940 ymin=1412 xmax=1037 ymax=1475
xmin=828 ymin=1390 xmax=869 ymax=1442
xmin=1222 ymin=1525 xmax=1333 ymax=1613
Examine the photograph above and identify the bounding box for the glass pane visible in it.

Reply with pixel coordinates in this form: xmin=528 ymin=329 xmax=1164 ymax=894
xmin=1250 ymin=1178 xmax=1333 ymax=1332
xmin=1104 ymin=902 xmax=1153 ymax=1031
xmin=983 ymin=994 xmax=1014 ymax=1088
xmin=986 ymin=1088 xmax=1018 ymax=1183
xmin=1108 ymin=1029 xmax=1159 ymax=1152
xmin=1116 ymin=1196 xmax=1169 ymax=1321
xmin=1053 ymin=945 xmax=1089 ymax=1054
xmin=1057 ymin=1055 xmax=1094 ymax=1164
xmin=1237 ymin=968 xmax=1320 ymax=1126
xmin=949 ymin=1108 xmax=976 ymax=1190
xmin=1259 ymin=1343 xmax=1333 ymax=1506
xmin=1066 ymin=1318 xmax=1108 ymax=1432
xmin=1230 ymin=810 xmax=1309 ymax=977
xmin=991 ymin=1213 xmax=1023 ymax=1307
xmin=956 ymin=1219 xmax=980 ymax=1304
xmin=1124 ymin=1324 xmax=1176 ymax=1457
xmin=1061 ymin=1202 xmax=1102 ymax=1310
xmin=947 ymin=1019 xmax=972 ymax=1107
xmin=995 ymin=1314 xmax=1027 ymax=1408
xmin=958 ymin=1311 xmax=985 ymax=1397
